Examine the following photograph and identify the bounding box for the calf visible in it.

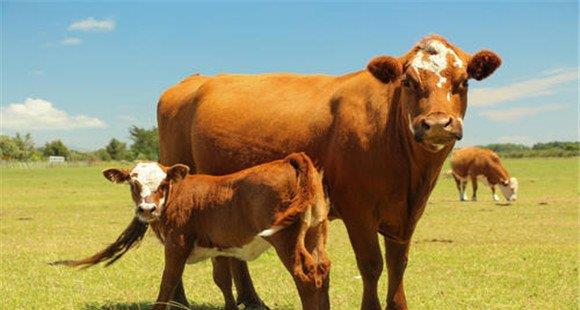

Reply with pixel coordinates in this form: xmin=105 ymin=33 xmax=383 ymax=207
xmin=54 ymin=152 xmax=330 ymax=310
xmin=450 ymin=147 xmax=518 ymax=202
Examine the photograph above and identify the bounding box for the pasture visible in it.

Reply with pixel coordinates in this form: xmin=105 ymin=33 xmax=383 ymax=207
xmin=1 ymin=157 xmax=577 ymax=309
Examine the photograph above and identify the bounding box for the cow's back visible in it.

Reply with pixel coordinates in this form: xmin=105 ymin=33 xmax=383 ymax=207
xmin=190 ymin=73 xmax=347 ymax=175
xmin=158 ymin=74 xmax=211 ymax=168
xmin=451 ymin=147 xmax=502 ymax=178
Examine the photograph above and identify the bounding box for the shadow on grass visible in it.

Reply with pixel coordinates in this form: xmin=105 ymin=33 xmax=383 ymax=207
xmin=82 ymin=301 xmax=222 ymax=310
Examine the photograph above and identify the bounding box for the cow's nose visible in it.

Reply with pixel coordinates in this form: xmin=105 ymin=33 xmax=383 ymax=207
xmin=138 ymin=205 xmax=156 ymax=213
xmin=422 ymin=115 xmax=453 ymax=131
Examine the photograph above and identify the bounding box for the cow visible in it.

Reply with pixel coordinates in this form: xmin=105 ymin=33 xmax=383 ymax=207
xmin=157 ymin=34 xmax=502 ymax=309
xmin=53 ymin=153 xmax=331 ymax=310
xmin=450 ymin=147 xmax=518 ymax=202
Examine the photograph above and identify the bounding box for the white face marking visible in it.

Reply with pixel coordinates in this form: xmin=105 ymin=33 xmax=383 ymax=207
xmin=130 ymin=162 xmax=167 ymax=198
xmin=447 ymin=92 xmax=451 ymax=102
xmin=410 ymin=40 xmax=464 ymax=88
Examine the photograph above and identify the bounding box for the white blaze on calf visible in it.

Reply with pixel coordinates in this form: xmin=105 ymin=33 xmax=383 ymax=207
xmin=411 ymin=39 xmax=463 ymax=88
xmin=130 ymin=162 xmax=167 ymax=198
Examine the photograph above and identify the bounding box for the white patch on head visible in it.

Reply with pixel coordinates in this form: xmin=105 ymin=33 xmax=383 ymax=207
xmin=187 ymin=237 xmax=271 ymax=264
xmin=447 ymin=92 xmax=451 ymax=102
xmin=410 ymin=39 xmax=463 ymax=88
xmin=499 ymin=177 xmax=518 ymax=202
xmin=130 ymin=162 xmax=167 ymax=197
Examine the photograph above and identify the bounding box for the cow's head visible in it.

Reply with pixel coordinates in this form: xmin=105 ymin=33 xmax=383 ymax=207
xmin=499 ymin=177 xmax=518 ymax=202
xmin=102 ymin=162 xmax=190 ymax=223
xmin=367 ymin=35 xmax=502 ymax=152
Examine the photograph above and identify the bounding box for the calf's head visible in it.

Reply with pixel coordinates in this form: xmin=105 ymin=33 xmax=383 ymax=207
xmin=103 ymin=162 xmax=190 ymax=223
xmin=499 ymin=177 xmax=518 ymax=202
xmin=368 ymin=35 xmax=502 ymax=152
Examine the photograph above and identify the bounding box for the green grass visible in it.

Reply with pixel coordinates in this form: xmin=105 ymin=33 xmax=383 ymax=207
xmin=1 ymin=158 xmax=578 ymax=309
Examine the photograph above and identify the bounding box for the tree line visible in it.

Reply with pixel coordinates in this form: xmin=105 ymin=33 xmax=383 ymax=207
xmin=1 ymin=128 xmax=578 ymax=162
xmin=0 ymin=126 xmax=159 ymax=162
xmin=477 ymin=141 xmax=579 ymax=158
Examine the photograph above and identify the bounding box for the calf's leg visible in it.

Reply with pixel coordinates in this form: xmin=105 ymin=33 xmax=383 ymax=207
xmin=471 ymin=176 xmax=478 ymax=201
xmin=229 ymin=259 xmax=268 ymax=308
xmin=212 ymin=257 xmax=238 ymax=310
xmin=385 ymin=239 xmax=410 ymax=310
xmin=169 ymin=279 xmax=190 ymax=310
xmin=153 ymin=244 xmax=190 ymax=310
xmin=491 ymin=186 xmax=500 ymax=201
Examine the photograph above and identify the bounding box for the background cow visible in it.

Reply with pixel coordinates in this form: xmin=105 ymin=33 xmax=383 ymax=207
xmin=157 ymin=34 xmax=501 ymax=309
xmin=54 ymin=153 xmax=330 ymax=310
xmin=450 ymin=147 xmax=518 ymax=202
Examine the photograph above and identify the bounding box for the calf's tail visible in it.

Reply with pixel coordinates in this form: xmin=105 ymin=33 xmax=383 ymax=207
xmin=50 ymin=217 xmax=148 ymax=268
xmin=277 ymin=152 xmax=331 ymax=288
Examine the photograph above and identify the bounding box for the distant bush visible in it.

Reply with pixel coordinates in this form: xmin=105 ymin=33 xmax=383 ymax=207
xmin=476 ymin=141 xmax=579 ymax=158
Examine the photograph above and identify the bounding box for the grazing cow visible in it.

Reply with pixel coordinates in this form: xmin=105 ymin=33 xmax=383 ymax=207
xmin=54 ymin=153 xmax=330 ymax=310
xmin=450 ymin=147 xmax=518 ymax=202
xmin=157 ymin=34 xmax=502 ymax=309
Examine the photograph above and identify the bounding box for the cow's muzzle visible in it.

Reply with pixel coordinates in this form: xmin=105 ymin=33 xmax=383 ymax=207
xmin=413 ymin=112 xmax=463 ymax=146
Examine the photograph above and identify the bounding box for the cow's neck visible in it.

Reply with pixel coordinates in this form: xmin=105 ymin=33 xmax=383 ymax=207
xmin=384 ymin=85 xmax=452 ymax=226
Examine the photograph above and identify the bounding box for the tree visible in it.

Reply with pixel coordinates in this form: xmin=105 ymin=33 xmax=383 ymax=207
xmin=14 ymin=133 xmax=37 ymax=161
xmin=42 ymin=139 xmax=70 ymax=158
xmin=105 ymin=138 xmax=129 ymax=160
xmin=129 ymin=126 xmax=159 ymax=161
xmin=0 ymin=135 xmax=20 ymax=160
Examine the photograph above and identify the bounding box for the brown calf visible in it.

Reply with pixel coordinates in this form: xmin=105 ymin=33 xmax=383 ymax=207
xmin=450 ymin=147 xmax=518 ymax=202
xmin=54 ymin=152 xmax=330 ymax=310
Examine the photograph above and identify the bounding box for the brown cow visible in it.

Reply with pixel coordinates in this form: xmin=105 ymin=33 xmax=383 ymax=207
xmin=54 ymin=153 xmax=330 ymax=310
xmin=157 ymin=34 xmax=502 ymax=309
xmin=450 ymin=147 xmax=518 ymax=202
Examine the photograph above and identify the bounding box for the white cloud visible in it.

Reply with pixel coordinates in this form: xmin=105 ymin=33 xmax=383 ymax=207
xmin=496 ymin=136 xmax=534 ymax=146
xmin=479 ymin=103 xmax=566 ymax=122
xmin=68 ymin=17 xmax=116 ymax=32
xmin=60 ymin=37 xmax=83 ymax=46
xmin=1 ymin=98 xmax=107 ymax=130
xmin=470 ymin=68 xmax=578 ymax=107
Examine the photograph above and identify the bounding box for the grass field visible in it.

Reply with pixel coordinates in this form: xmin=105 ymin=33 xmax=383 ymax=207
xmin=1 ymin=157 xmax=578 ymax=309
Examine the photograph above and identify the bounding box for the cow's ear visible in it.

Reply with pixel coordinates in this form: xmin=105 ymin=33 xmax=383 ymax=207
xmin=467 ymin=50 xmax=501 ymax=81
xmin=367 ymin=56 xmax=403 ymax=84
xmin=103 ymin=168 xmax=130 ymax=183
xmin=166 ymin=164 xmax=190 ymax=183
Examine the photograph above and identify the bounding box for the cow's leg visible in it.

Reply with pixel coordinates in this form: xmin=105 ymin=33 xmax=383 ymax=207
xmin=343 ymin=216 xmax=383 ymax=310
xmin=267 ymin=222 xmax=330 ymax=310
xmin=471 ymin=176 xmax=478 ymax=201
xmin=453 ymin=174 xmax=463 ymax=201
xmin=169 ymin=279 xmax=190 ymax=310
xmin=153 ymin=245 xmax=189 ymax=310
xmin=229 ymin=259 xmax=267 ymax=308
xmin=384 ymin=239 xmax=410 ymax=310
xmin=459 ymin=180 xmax=468 ymax=201
xmin=491 ymin=185 xmax=500 ymax=202
xmin=212 ymin=257 xmax=238 ymax=310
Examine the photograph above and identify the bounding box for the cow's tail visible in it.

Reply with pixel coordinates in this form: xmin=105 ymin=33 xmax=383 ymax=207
xmin=276 ymin=152 xmax=331 ymax=288
xmin=50 ymin=217 xmax=148 ymax=268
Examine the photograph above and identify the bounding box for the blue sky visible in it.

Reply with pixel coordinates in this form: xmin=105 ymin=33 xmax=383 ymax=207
xmin=2 ymin=2 xmax=578 ymax=150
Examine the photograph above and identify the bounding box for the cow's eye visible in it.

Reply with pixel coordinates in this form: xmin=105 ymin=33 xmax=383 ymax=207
xmin=461 ymin=80 xmax=469 ymax=88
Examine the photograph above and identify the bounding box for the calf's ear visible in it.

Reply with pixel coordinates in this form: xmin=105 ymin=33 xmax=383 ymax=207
xmin=367 ymin=56 xmax=403 ymax=84
xmin=102 ymin=168 xmax=130 ymax=183
xmin=467 ymin=50 xmax=502 ymax=81
xmin=166 ymin=164 xmax=190 ymax=183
